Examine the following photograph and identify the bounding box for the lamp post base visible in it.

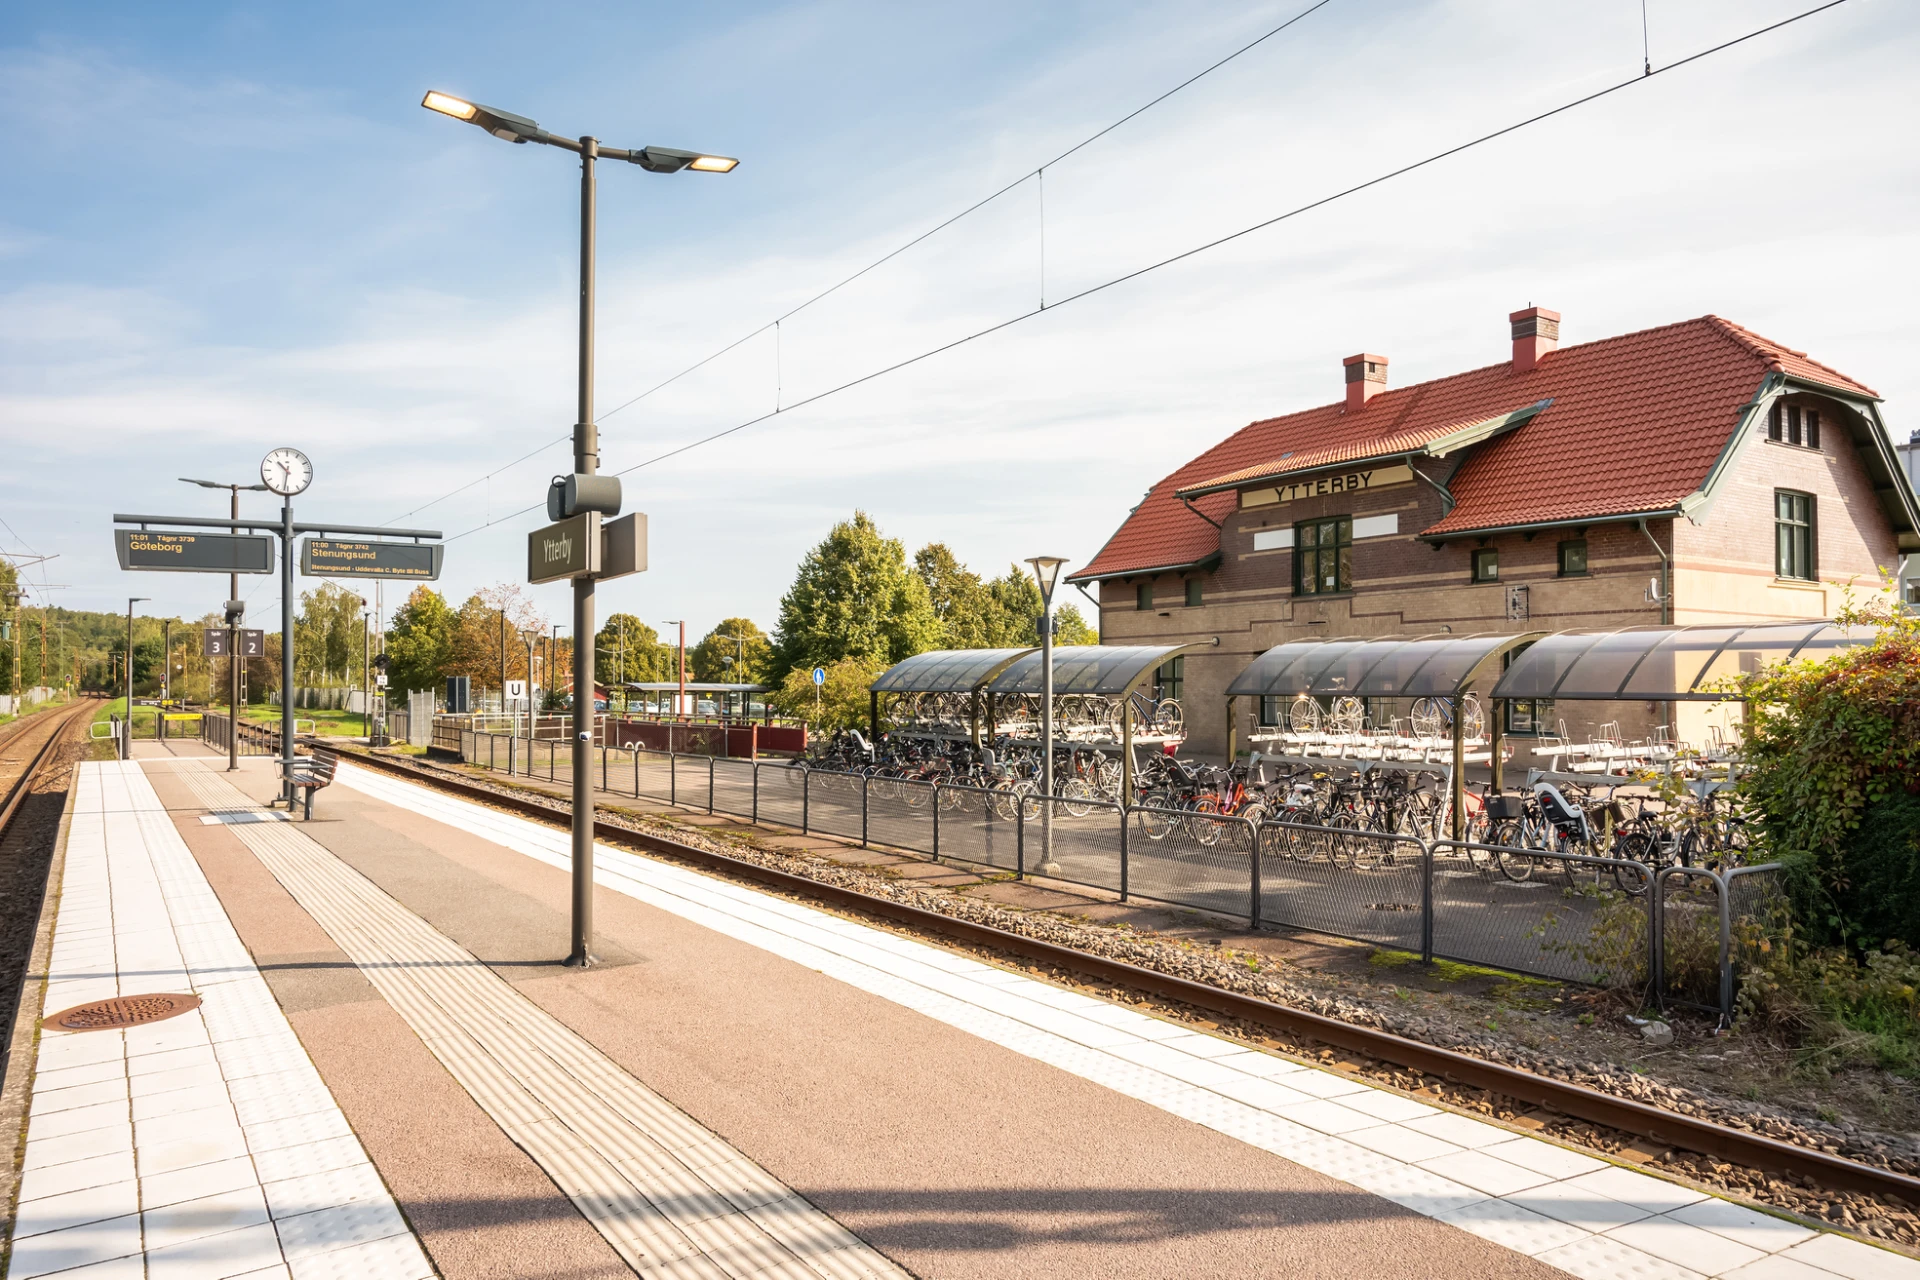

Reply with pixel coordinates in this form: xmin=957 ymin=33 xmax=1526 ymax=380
xmin=563 ymin=951 xmax=598 ymax=968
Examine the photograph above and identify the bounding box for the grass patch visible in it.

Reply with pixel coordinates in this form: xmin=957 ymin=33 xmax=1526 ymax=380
xmin=1369 ymin=949 xmax=1559 ymax=992
xmin=243 ymin=706 xmax=370 ymax=737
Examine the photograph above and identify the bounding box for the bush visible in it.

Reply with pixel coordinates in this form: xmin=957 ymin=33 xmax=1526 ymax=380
xmin=1733 ymin=602 xmax=1920 ymax=949
xmin=1733 ymin=912 xmax=1920 ymax=1077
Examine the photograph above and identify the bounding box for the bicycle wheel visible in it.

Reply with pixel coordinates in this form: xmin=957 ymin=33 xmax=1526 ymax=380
xmin=1325 ymin=811 xmax=1362 ymax=870
xmin=1491 ymin=819 xmax=1534 ymax=882
xmin=1154 ymin=701 xmax=1184 ymax=736
xmin=1410 ymin=698 xmax=1443 ymax=738
xmin=1136 ymin=795 xmax=1175 ymax=842
xmin=1061 ymin=777 xmax=1095 ymax=818
xmin=1609 ymin=829 xmax=1656 ymax=896
xmin=1288 ymin=696 xmax=1322 ymax=733
xmin=1460 ymin=693 xmax=1485 ymax=740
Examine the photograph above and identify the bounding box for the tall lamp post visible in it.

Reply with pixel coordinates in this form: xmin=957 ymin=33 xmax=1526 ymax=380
xmin=1025 ymin=557 xmax=1068 ymax=877
xmin=181 ymin=478 xmax=271 ymax=771
xmin=125 ymin=597 xmax=149 ymax=760
xmin=661 ymin=621 xmax=687 ymax=720
xmin=422 ymin=90 xmax=735 ymax=969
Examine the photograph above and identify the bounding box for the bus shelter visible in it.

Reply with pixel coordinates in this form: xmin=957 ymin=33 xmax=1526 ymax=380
xmin=866 ymin=648 xmax=1035 ymax=746
xmin=984 ymin=643 xmax=1213 ymax=796
xmin=622 ymin=681 xmax=773 ymax=722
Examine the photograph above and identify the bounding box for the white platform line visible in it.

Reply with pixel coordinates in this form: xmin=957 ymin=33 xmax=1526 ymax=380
xmin=13 ymin=761 xmax=431 ymax=1280
xmin=173 ymin=761 xmax=909 ymax=1280
xmin=333 ymin=759 xmax=1920 ymax=1280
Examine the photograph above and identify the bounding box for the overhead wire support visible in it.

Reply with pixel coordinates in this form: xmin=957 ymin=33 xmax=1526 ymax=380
xmin=438 ymin=0 xmax=1850 ymax=544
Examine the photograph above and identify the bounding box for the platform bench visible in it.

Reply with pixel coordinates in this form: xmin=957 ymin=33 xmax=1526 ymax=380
xmin=288 ymin=749 xmax=338 ymax=820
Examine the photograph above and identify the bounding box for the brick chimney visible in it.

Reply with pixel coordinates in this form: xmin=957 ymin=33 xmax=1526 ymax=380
xmin=1510 ymin=306 xmax=1560 ymax=373
xmin=1343 ymin=353 xmax=1387 ymax=410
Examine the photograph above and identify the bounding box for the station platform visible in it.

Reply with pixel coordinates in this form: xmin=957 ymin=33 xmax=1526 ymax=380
xmin=8 ymin=753 xmax=1916 ymax=1279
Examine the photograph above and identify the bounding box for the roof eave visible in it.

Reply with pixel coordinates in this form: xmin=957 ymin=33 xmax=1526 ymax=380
xmin=1067 ymin=551 xmax=1223 ymax=585
xmin=1174 ymin=399 xmax=1551 ymax=500
xmin=1421 ymin=507 xmax=1683 ymax=545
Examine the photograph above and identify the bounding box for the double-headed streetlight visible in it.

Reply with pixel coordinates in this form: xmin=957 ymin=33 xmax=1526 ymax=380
xmin=425 ymin=90 xmax=735 ymax=967
xmin=181 ymin=478 xmax=271 ymax=771
xmin=1025 ymin=557 xmax=1068 ymax=876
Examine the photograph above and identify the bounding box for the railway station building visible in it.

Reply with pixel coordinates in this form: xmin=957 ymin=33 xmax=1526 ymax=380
xmin=1070 ymin=308 xmax=1920 ymax=758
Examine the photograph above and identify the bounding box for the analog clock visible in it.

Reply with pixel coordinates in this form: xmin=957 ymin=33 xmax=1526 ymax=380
xmin=260 ymin=447 xmax=313 ymax=496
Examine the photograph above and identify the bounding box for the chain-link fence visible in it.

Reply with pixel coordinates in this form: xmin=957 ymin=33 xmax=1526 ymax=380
xmin=448 ymin=732 xmax=1784 ymax=1017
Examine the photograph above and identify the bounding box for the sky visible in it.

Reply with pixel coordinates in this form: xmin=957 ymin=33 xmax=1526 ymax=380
xmin=3 ymin=0 xmax=1916 ymax=641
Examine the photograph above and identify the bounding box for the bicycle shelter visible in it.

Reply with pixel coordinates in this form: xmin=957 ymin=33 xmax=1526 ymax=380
xmin=866 ymin=647 xmax=1035 ymax=746
xmin=983 ymin=643 xmax=1213 ymax=798
xmin=1229 ymin=632 xmax=1546 ymax=835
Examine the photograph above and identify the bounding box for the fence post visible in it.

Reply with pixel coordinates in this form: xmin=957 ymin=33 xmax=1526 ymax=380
xmin=601 ymin=745 xmax=608 ymax=792
xmin=1016 ymin=802 xmax=1025 ymax=879
xmin=708 ymin=757 xmax=715 ymax=816
xmin=932 ymin=787 xmax=940 ymax=863
xmin=670 ymin=753 xmax=677 ymax=808
xmin=1715 ymin=869 xmax=1734 ymax=1026
xmin=1651 ymin=868 xmax=1668 ymax=1011
xmin=861 ymin=775 xmax=870 ymax=848
xmin=508 ymin=734 xmax=515 ymax=777
xmin=752 ymin=764 xmax=760 ymax=825
xmin=1118 ymin=802 xmax=1128 ymax=902
xmin=1247 ymin=817 xmax=1261 ymax=930
xmin=802 ymin=768 xmax=811 ymax=835
xmin=1420 ymin=838 xmax=1435 ymax=964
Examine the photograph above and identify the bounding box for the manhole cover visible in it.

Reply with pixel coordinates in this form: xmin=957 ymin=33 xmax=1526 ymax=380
xmin=42 ymin=993 xmax=202 ymax=1033
xmin=1366 ymin=902 xmax=1418 ymax=912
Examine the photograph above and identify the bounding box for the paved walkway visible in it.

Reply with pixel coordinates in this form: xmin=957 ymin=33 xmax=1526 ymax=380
xmin=8 ymin=756 xmax=1917 ymax=1279
xmin=15 ymin=760 xmax=431 ymax=1279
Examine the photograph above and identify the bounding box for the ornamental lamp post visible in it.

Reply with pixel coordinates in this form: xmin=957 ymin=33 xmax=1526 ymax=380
xmin=1024 ymin=556 xmax=1068 ymax=876
xmin=422 ymin=89 xmax=736 ymax=969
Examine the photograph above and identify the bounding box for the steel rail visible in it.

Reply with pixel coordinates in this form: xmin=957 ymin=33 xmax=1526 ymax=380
xmin=336 ymin=745 xmax=1920 ymax=1205
xmin=0 ymin=702 xmax=95 ymax=844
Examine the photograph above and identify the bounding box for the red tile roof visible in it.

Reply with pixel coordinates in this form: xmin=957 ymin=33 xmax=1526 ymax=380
xmin=1070 ymin=315 xmax=1878 ymax=581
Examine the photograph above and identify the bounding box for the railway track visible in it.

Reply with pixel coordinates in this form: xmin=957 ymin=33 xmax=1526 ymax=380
xmin=335 ymin=744 xmax=1917 ymax=1218
xmin=0 ymin=702 xmax=96 ymax=843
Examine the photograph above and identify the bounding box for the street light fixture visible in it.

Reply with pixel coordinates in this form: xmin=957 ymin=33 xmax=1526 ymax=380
xmin=424 ymin=88 xmax=737 ymax=970
xmin=1024 ymin=557 xmax=1069 ymax=876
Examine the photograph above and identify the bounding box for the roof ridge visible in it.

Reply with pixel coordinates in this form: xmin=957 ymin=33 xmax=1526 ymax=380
xmin=1700 ymin=314 xmax=1879 ymax=397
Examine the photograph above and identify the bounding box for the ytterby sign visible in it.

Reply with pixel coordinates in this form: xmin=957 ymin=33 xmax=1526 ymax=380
xmin=528 ymin=513 xmax=599 ymax=584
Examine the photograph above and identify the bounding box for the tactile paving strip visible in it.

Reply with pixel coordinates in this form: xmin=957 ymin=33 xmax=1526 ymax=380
xmin=174 ymin=764 xmax=908 ymax=1280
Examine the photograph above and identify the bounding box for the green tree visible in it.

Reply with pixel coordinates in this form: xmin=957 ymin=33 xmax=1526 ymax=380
xmin=691 ymin=618 xmax=772 ymax=683
xmin=772 ymin=512 xmax=938 ymax=680
xmin=385 ymin=586 xmax=457 ymax=696
xmin=294 ymin=582 xmax=364 ymax=684
xmin=913 ymin=544 xmax=994 ymax=649
xmin=770 ymin=656 xmax=888 ymax=732
xmin=597 ymin=614 xmax=669 ymax=685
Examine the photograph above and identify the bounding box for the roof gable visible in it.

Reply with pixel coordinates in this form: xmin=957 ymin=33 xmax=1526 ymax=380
xmin=1071 ymin=315 xmax=1880 ymax=581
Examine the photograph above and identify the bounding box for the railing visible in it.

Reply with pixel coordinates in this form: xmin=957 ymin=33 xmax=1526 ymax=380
xmin=451 ymin=731 xmax=1779 ymax=1019
xmin=200 ymin=712 xmax=281 ymax=757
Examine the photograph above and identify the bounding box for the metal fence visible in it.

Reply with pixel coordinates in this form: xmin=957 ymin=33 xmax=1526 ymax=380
xmin=200 ymin=712 xmax=280 ymax=757
xmin=453 ymin=731 xmax=1779 ymax=1019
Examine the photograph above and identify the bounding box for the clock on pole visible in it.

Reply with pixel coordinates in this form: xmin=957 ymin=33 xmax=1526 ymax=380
xmin=260 ymin=447 xmax=312 ymax=496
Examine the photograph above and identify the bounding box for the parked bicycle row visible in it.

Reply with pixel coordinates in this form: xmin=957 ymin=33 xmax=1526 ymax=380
xmin=798 ymin=729 xmax=1753 ymax=890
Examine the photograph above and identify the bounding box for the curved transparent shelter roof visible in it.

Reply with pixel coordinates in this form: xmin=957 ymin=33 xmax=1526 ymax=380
xmin=1492 ymin=621 xmax=1871 ymax=700
xmin=869 ymin=648 xmax=1035 ymax=694
xmin=986 ymin=644 xmax=1203 ymax=696
xmin=1228 ymin=633 xmax=1541 ymax=698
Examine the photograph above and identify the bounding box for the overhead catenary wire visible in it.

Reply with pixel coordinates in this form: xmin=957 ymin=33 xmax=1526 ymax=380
xmin=439 ymin=0 xmax=1849 ymax=546
xmin=389 ymin=0 xmax=1344 ymax=535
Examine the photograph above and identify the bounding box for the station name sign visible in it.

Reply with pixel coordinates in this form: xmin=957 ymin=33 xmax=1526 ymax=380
xmin=1240 ymin=463 xmax=1413 ymax=509
xmin=300 ymin=538 xmax=443 ymax=580
xmin=115 ymin=530 xmax=274 ymax=575
xmin=527 ymin=511 xmax=645 ymax=586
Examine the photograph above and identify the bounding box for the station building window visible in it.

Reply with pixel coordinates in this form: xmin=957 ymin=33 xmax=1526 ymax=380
xmin=1557 ymin=538 xmax=1588 ymax=577
xmin=1294 ymin=516 xmax=1352 ymax=595
xmin=1259 ymin=695 xmax=1281 ymax=726
xmin=1472 ymin=547 xmax=1499 ymax=583
xmin=1774 ymin=490 xmax=1815 ymax=580
xmin=1505 ymin=698 xmax=1553 ymax=736
xmin=1185 ymin=578 xmax=1203 ymax=608
xmin=1154 ymin=656 xmax=1183 ymax=702
xmin=1769 ymin=403 xmax=1821 ymax=449
xmin=1137 ymin=583 xmax=1153 ymax=611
